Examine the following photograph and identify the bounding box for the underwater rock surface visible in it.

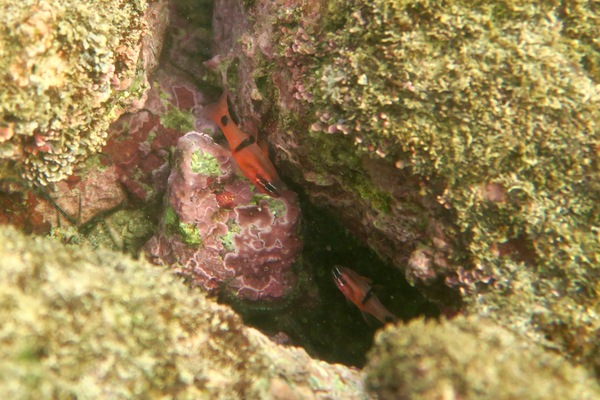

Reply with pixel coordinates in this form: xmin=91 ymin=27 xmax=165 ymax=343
xmin=0 ymin=0 xmax=168 ymax=186
xmin=210 ymin=0 xmax=600 ymax=376
xmin=1 ymin=0 xmax=599 ymax=396
xmin=0 ymin=226 xmax=362 ymax=399
xmin=145 ymin=132 xmax=302 ymax=302
xmin=365 ymin=317 xmax=600 ymax=399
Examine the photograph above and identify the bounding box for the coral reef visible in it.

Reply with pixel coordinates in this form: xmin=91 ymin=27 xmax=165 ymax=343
xmin=209 ymin=0 xmax=600 ymax=375
xmin=145 ymin=132 xmax=302 ymax=302
xmin=2 ymin=0 xmax=599 ymax=395
xmin=0 ymin=225 xmax=363 ymax=399
xmin=0 ymin=0 xmax=199 ymax=245
xmin=102 ymin=75 xmax=199 ymax=204
xmin=0 ymin=0 xmax=167 ymax=186
xmin=365 ymin=317 xmax=600 ymax=399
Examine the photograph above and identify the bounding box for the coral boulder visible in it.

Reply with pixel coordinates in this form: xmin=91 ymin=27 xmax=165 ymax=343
xmin=145 ymin=132 xmax=302 ymax=303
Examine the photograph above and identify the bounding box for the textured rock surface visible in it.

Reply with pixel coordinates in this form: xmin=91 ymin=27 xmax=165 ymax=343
xmin=145 ymin=132 xmax=302 ymax=302
xmin=365 ymin=317 xmax=600 ymax=400
xmin=0 ymin=225 xmax=363 ymax=399
xmin=1 ymin=0 xmax=599 ymax=396
xmin=0 ymin=0 xmax=168 ymax=186
xmin=0 ymin=0 xmax=169 ymax=243
xmin=209 ymin=0 xmax=600 ymax=375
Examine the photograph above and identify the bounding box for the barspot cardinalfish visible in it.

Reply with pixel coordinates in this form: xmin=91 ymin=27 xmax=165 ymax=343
xmin=204 ymin=90 xmax=281 ymax=197
xmin=332 ymin=266 xmax=398 ymax=324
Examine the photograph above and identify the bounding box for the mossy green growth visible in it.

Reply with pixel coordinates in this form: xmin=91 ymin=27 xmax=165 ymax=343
xmin=161 ymin=107 xmax=195 ymax=133
xmin=190 ymin=149 xmax=221 ymax=176
xmin=250 ymin=194 xmax=287 ymax=218
xmin=365 ymin=317 xmax=600 ymax=399
xmin=219 ymin=220 xmax=241 ymax=252
xmin=285 ymin=0 xmax=600 ymax=368
xmin=219 ymin=230 xmax=236 ymax=252
xmin=177 ymin=222 xmax=203 ymax=246
xmin=304 ymin=127 xmax=393 ymax=215
xmin=163 ymin=206 xmax=178 ymax=230
xmin=0 ymin=0 xmax=150 ymax=185
xmin=162 ymin=206 xmax=203 ymax=247
xmin=81 ymin=209 xmax=157 ymax=256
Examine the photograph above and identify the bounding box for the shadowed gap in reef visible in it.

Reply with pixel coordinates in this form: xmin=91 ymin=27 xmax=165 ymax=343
xmin=229 ymin=187 xmax=440 ymax=368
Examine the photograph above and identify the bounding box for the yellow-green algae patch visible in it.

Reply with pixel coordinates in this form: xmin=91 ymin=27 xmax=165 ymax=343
xmin=190 ymin=149 xmax=222 ymax=177
xmin=161 ymin=107 xmax=195 ymax=133
xmin=0 ymin=0 xmax=152 ymax=185
xmin=162 ymin=206 xmax=203 ymax=246
xmin=365 ymin=317 xmax=600 ymax=400
xmin=0 ymin=226 xmax=364 ymax=398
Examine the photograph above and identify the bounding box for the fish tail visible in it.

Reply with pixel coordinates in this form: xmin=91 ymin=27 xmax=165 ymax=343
xmin=367 ymin=299 xmax=398 ymax=324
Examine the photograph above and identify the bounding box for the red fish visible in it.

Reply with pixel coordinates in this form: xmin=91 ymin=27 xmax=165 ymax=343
xmin=204 ymin=90 xmax=281 ymax=197
xmin=332 ymin=266 xmax=398 ymax=324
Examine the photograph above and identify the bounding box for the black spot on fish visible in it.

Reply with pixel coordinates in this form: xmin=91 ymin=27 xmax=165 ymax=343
xmin=361 ymin=288 xmax=374 ymax=305
xmin=233 ymin=136 xmax=255 ymax=153
xmin=221 ymin=115 xmax=228 ymax=126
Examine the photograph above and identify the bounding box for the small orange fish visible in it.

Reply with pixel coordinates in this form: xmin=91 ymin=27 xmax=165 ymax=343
xmin=332 ymin=266 xmax=398 ymax=324
xmin=204 ymin=90 xmax=281 ymax=197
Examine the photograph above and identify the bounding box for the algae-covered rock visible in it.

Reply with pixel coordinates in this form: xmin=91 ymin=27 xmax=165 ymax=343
xmin=145 ymin=132 xmax=302 ymax=303
xmin=365 ymin=317 xmax=600 ymax=400
xmin=0 ymin=0 xmax=167 ymax=185
xmin=0 ymin=226 xmax=363 ymax=399
xmin=209 ymin=0 xmax=600 ymax=374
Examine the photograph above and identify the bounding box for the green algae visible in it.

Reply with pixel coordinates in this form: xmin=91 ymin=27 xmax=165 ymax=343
xmin=82 ymin=209 xmax=156 ymax=255
xmin=219 ymin=229 xmax=236 ymax=252
xmin=163 ymin=206 xmax=203 ymax=246
xmin=163 ymin=206 xmax=179 ymax=232
xmin=48 ymin=208 xmax=156 ymax=257
xmin=250 ymin=194 xmax=287 ymax=218
xmin=177 ymin=222 xmax=203 ymax=246
xmin=161 ymin=107 xmax=195 ymax=133
xmin=190 ymin=149 xmax=221 ymax=176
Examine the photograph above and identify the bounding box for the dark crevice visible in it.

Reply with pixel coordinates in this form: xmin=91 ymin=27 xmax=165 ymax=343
xmin=230 ymin=182 xmax=440 ymax=367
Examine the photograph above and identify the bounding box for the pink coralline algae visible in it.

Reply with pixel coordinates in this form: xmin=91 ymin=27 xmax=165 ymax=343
xmin=144 ymin=132 xmax=302 ymax=302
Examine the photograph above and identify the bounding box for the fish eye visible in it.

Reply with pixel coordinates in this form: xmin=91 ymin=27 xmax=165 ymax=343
xmin=221 ymin=115 xmax=229 ymax=126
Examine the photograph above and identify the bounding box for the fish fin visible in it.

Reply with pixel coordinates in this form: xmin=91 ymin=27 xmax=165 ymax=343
xmin=203 ymin=90 xmax=230 ymax=126
xmin=360 ymin=311 xmax=379 ymax=327
xmin=362 ymin=276 xmax=374 ymax=285
xmin=258 ymin=138 xmax=269 ymax=157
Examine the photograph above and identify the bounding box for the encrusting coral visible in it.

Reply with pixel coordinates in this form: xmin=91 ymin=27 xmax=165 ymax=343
xmin=145 ymin=132 xmax=302 ymax=303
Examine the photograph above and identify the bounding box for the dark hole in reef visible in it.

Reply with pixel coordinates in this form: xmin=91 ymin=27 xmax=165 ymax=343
xmin=226 ymin=187 xmax=440 ymax=368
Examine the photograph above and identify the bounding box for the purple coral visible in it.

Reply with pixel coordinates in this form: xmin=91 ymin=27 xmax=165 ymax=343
xmin=144 ymin=132 xmax=302 ymax=302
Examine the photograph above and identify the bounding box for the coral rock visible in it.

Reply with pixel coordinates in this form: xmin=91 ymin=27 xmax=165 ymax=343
xmin=0 ymin=0 xmax=168 ymax=186
xmin=0 ymin=225 xmax=362 ymax=399
xmin=145 ymin=132 xmax=302 ymax=302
